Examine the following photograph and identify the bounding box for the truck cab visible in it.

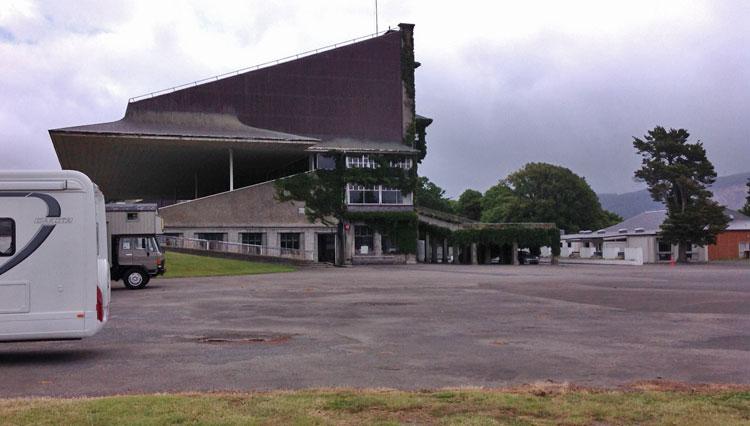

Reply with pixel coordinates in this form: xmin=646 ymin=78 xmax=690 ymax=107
xmin=105 ymin=204 xmax=165 ymax=289
xmin=112 ymin=234 xmax=165 ymax=289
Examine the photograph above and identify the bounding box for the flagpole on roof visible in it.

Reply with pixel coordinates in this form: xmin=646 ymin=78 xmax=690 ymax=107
xmin=375 ymin=0 xmax=379 ymax=33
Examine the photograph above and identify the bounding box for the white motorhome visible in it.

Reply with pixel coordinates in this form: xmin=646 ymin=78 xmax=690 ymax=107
xmin=0 ymin=170 xmax=110 ymax=341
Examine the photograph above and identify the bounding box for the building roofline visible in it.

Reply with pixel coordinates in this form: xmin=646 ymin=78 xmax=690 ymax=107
xmin=49 ymin=129 xmax=319 ymax=145
xmin=128 ymin=27 xmax=401 ymax=104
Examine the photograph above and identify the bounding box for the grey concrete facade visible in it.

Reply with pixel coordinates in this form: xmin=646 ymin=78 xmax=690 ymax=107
xmin=160 ymin=179 xmax=335 ymax=262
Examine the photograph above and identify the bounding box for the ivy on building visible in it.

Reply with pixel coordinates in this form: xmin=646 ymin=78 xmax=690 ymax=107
xmin=345 ymin=211 xmax=419 ymax=254
xmin=274 ymin=153 xmax=420 ymax=255
xmin=400 ymin=25 xmax=424 ymax=164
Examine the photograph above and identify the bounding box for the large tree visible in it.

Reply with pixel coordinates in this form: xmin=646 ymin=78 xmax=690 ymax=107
xmin=481 ymin=163 xmax=620 ymax=232
xmin=633 ymin=126 xmax=729 ymax=262
xmin=480 ymin=181 xmax=517 ymax=223
xmin=456 ymin=189 xmax=483 ymax=220
xmin=414 ymin=176 xmax=455 ymax=214
xmin=741 ymin=178 xmax=750 ymax=216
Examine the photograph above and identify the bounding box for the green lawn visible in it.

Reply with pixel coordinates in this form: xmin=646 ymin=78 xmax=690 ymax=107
xmin=160 ymin=251 xmax=295 ymax=278
xmin=1 ymin=388 xmax=749 ymax=425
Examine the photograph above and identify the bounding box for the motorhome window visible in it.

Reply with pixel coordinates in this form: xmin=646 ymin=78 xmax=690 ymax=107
xmin=0 ymin=218 xmax=15 ymax=256
xmin=127 ymin=212 xmax=138 ymax=221
xmin=121 ymin=238 xmax=132 ymax=250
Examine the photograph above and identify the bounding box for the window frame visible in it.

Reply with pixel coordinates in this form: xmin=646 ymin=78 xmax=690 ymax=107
xmin=354 ymin=225 xmax=374 ymax=255
xmin=240 ymin=232 xmax=264 ymax=246
xmin=195 ymin=232 xmax=227 ymax=242
xmin=279 ymin=232 xmax=301 ymax=251
xmin=126 ymin=212 xmax=139 ymax=221
xmin=657 ymin=239 xmax=672 ymax=261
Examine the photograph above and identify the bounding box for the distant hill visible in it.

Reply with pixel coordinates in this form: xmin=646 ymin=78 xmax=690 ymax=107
xmin=599 ymin=172 xmax=749 ymax=219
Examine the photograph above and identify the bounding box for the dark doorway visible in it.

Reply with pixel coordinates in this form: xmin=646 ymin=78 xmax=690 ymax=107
xmin=317 ymin=233 xmax=336 ymax=263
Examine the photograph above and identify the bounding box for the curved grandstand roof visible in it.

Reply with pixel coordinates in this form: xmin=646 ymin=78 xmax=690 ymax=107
xmin=50 ymin=24 xmax=420 ymax=200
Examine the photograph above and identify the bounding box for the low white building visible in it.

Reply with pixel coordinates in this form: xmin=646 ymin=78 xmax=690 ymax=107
xmin=560 ymin=210 xmax=708 ymax=263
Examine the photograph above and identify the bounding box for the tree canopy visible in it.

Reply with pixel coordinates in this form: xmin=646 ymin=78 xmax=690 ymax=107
xmin=456 ymin=189 xmax=483 ymax=220
xmin=414 ymin=176 xmax=455 ymax=214
xmin=633 ymin=126 xmax=728 ymax=262
xmin=481 ymin=163 xmax=620 ymax=232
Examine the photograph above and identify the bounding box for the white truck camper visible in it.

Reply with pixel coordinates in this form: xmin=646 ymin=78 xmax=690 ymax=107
xmin=0 ymin=170 xmax=110 ymax=342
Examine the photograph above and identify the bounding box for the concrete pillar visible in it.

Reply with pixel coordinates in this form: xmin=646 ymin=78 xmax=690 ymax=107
xmin=373 ymin=231 xmax=383 ymax=256
xmin=228 ymin=148 xmax=234 ymax=191
xmin=442 ymin=239 xmax=449 ymax=264
xmin=425 ymin=233 xmax=431 ymax=263
xmin=512 ymin=241 xmax=520 ymax=265
xmin=470 ymin=243 xmax=478 ymax=265
xmin=345 ymin=223 xmax=354 ymax=264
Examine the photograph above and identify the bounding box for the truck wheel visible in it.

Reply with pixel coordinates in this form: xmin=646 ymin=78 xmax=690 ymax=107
xmin=123 ymin=268 xmax=150 ymax=289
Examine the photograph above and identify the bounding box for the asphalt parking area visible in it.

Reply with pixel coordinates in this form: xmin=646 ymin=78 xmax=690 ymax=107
xmin=1 ymin=263 xmax=750 ymax=397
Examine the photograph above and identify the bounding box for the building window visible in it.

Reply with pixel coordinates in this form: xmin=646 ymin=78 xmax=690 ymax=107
xmin=347 ymin=184 xmax=411 ymax=205
xmin=380 ymin=186 xmax=404 ymax=204
xmin=280 ymin=233 xmax=301 ymax=251
xmin=196 ymin=233 xmax=226 ymax=242
xmin=346 ymin=155 xmax=413 ymax=170
xmin=127 ymin=212 xmax=138 ymax=221
xmin=0 ymin=218 xmax=15 ymax=257
xmin=348 ymin=184 xmax=379 ymax=204
xmin=657 ymin=240 xmax=672 ymax=261
xmin=354 ymin=225 xmax=374 ymax=255
xmin=346 ymin=155 xmax=377 ymax=169
xmin=240 ymin=232 xmax=264 ymax=246
xmin=389 ymin=158 xmax=413 ymax=169
xmin=316 ymin=154 xmax=336 ymax=170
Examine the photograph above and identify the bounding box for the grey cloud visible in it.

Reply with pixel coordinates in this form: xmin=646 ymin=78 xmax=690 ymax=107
xmin=1 ymin=1 xmax=748 ymax=199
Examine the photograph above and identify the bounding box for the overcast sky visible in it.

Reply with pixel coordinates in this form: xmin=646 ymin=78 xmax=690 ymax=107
xmin=1 ymin=0 xmax=748 ymax=197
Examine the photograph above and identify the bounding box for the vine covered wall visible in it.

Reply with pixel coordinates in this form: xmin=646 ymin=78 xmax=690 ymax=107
xmin=345 ymin=211 xmax=418 ymax=254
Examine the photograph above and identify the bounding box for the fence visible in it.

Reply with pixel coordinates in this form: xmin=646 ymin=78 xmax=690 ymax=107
xmin=157 ymin=235 xmax=314 ymax=262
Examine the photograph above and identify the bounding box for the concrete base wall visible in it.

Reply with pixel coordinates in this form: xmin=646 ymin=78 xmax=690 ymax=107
xmin=166 ymin=247 xmax=312 ymax=265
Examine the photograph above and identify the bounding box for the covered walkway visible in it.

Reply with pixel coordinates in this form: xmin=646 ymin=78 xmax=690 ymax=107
xmin=416 ymin=207 xmax=560 ymax=265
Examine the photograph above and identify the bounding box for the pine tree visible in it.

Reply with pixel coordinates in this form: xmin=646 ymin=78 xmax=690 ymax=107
xmin=633 ymin=126 xmax=729 ymax=262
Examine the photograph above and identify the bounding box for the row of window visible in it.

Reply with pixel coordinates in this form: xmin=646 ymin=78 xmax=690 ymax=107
xmin=194 ymin=232 xmax=301 ymax=251
xmin=347 ymin=184 xmax=410 ymax=205
xmin=345 ymin=155 xmax=413 ymax=170
xmin=191 ymin=228 xmax=400 ymax=255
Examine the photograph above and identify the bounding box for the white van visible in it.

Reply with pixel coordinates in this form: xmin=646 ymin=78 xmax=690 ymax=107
xmin=0 ymin=170 xmax=110 ymax=341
